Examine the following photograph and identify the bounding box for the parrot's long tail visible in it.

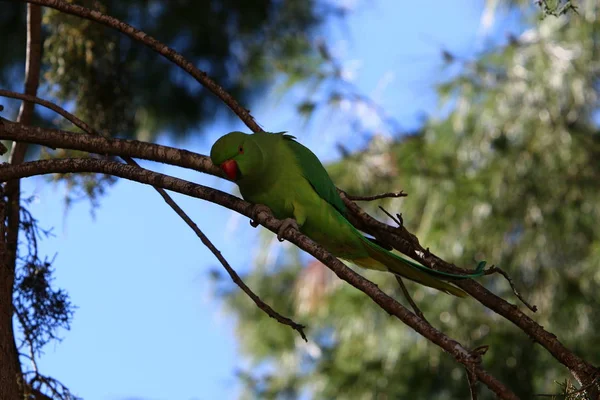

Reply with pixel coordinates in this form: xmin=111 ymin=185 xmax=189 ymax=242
xmin=353 ymin=237 xmax=485 ymax=297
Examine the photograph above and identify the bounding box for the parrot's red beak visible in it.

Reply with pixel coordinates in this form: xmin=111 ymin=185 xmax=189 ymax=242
xmin=220 ymin=159 xmax=239 ymax=180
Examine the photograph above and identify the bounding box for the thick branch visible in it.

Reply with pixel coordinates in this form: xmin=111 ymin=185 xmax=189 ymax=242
xmin=0 ymin=157 xmax=518 ymax=399
xmin=14 ymin=0 xmax=262 ymax=133
xmin=0 ymin=119 xmax=222 ymax=176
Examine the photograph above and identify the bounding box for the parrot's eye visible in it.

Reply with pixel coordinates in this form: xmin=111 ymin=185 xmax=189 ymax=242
xmin=238 ymin=145 xmax=244 ymax=154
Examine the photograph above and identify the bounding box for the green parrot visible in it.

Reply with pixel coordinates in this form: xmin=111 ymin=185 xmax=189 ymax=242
xmin=210 ymin=131 xmax=483 ymax=297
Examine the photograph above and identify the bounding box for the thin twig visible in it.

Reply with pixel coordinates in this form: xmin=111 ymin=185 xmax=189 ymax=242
xmin=466 ymin=368 xmax=479 ymax=400
xmin=0 ymin=93 xmax=307 ymax=340
xmin=485 ymin=265 xmax=538 ymax=312
xmin=394 ymin=275 xmax=429 ymax=324
xmin=347 ymin=190 xmax=407 ymax=201
xmin=379 ymin=205 xmax=403 ymax=227
xmin=155 ymin=188 xmax=307 ymax=341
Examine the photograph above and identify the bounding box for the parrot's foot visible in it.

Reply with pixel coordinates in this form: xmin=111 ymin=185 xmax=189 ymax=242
xmin=277 ymin=218 xmax=299 ymax=242
xmin=250 ymin=204 xmax=272 ymax=228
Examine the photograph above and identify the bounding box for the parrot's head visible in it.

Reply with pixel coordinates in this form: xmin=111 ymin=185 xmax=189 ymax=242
xmin=210 ymin=131 xmax=264 ymax=182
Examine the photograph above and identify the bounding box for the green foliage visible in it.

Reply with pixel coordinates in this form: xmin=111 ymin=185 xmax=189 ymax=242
xmin=43 ymin=1 xmax=135 ymax=136
xmin=217 ymin=1 xmax=600 ymax=398
xmin=1 ymin=0 xmax=336 ymax=140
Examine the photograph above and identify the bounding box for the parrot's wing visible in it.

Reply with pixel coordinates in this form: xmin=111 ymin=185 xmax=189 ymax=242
xmin=281 ymin=134 xmax=347 ymax=215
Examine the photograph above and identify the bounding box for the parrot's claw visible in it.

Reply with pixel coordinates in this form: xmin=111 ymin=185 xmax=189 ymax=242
xmin=250 ymin=204 xmax=272 ymax=228
xmin=277 ymin=218 xmax=299 ymax=242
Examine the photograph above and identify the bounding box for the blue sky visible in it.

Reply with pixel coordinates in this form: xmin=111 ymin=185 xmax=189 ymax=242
xmin=13 ymin=1 xmax=513 ymax=398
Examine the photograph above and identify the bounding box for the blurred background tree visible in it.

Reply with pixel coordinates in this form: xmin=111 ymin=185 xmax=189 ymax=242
xmin=215 ymin=0 xmax=600 ymax=399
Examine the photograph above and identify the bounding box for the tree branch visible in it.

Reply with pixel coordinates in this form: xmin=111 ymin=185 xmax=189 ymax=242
xmin=0 ymin=118 xmax=222 ymax=176
xmin=0 ymin=157 xmax=519 ymax=399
